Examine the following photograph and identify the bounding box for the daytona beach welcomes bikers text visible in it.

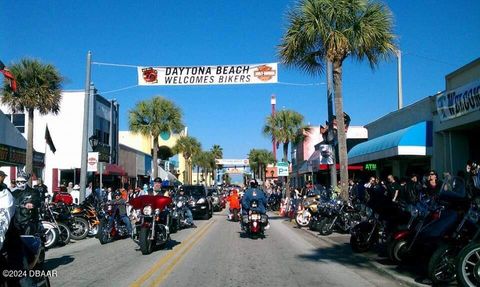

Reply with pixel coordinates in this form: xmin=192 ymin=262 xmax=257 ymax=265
xmin=164 ymin=66 xmax=251 ymax=84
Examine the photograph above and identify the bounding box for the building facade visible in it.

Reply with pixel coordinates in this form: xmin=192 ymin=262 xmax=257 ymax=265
xmin=0 ymin=87 xmax=120 ymax=193
xmin=348 ymin=58 xmax=480 ymax=179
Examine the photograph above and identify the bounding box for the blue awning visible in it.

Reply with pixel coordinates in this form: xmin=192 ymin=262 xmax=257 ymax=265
xmin=348 ymin=121 xmax=432 ymax=164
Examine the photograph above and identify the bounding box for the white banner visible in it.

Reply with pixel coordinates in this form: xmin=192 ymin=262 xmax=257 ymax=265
xmin=138 ymin=63 xmax=277 ymax=86
xmin=87 ymin=152 xmax=99 ymax=172
xmin=436 ymin=80 xmax=480 ymax=122
xmin=215 ymin=159 xmax=249 ymax=165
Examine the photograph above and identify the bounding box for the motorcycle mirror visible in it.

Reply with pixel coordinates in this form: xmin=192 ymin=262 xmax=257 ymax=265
xmin=75 ymin=198 xmax=78 ymax=204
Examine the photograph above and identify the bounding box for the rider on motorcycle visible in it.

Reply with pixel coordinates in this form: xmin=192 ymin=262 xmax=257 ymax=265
xmin=11 ymin=172 xmax=41 ymax=235
xmin=175 ymin=188 xmax=196 ymax=228
xmin=109 ymin=190 xmax=132 ymax=237
xmin=227 ymin=189 xmax=241 ymax=219
xmin=241 ymin=179 xmax=269 ymax=230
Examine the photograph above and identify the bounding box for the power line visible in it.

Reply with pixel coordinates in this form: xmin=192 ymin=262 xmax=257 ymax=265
xmin=100 ymin=84 xmax=139 ymax=94
xmin=402 ymin=51 xmax=456 ymax=66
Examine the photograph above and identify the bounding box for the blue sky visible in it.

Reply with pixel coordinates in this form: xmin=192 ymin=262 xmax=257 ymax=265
xmin=2 ymin=0 xmax=479 ymax=159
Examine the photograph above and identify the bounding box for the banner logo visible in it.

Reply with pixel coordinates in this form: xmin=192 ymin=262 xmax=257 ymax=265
xmin=142 ymin=67 xmax=158 ymax=83
xmin=254 ymin=65 xmax=276 ymax=81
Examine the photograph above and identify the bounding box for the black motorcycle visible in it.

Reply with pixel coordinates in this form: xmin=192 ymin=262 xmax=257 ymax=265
xmin=170 ymin=197 xmax=191 ymax=233
xmin=1 ymin=205 xmax=51 ymax=287
xmin=267 ymin=193 xmax=281 ymax=211
xmin=318 ymin=200 xmax=362 ymax=236
xmin=96 ymin=202 xmax=130 ymax=245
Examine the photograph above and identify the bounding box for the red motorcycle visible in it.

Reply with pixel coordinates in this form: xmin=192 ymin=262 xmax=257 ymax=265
xmin=130 ymin=195 xmax=172 ymax=255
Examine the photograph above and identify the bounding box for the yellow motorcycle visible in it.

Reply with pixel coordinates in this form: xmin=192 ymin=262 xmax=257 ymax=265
xmin=295 ymin=194 xmax=321 ymax=228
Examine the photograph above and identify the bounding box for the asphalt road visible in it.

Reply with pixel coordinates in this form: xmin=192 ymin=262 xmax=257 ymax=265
xmin=45 ymin=211 xmax=410 ymax=287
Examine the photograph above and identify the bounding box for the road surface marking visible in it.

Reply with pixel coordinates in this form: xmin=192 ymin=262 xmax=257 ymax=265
xmin=130 ymin=219 xmax=215 ymax=287
xmin=150 ymin=219 xmax=215 ymax=286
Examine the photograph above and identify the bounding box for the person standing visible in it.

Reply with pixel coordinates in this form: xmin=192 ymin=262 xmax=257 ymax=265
xmin=387 ymin=175 xmax=401 ymax=202
xmin=0 ymin=170 xmax=7 ymax=190
xmin=67 ymin=182 xmax=74 ymax=193
xmin=34 ymin=178 xmax=49 ymax=203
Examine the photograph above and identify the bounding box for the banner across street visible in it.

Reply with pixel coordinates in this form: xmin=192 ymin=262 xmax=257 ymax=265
xmin=137 ymin=63 xmax=278 ymax=86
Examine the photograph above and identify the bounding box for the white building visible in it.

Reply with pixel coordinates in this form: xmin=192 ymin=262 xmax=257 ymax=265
xmin=0 ymin=86 xmax=121 ymax=194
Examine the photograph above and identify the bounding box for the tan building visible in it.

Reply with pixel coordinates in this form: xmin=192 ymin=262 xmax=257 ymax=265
xmin=119 ymin=128 xmax=188 ymax=184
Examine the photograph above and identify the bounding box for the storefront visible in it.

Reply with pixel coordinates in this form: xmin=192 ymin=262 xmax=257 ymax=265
xmin=348 ymin=58 xmax=480 ymax=179
xmin=433 ymin=59 xmax=480 ymax=175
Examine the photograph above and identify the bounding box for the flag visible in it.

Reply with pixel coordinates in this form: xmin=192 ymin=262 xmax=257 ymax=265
xmin=0 ymin=60 xmax=18 ymax=92
xmin=45 ymin=125 xmax=56 ymax=153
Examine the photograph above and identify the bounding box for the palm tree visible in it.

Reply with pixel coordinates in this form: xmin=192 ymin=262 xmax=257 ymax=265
xmin=172 ymin=136 xmax=201 ymax=184
xmin=129 ymin=96 xmax=184 ymax=179
xmin=1 ymin=58 xmax=63 ymax=180
xmin=248 ymin=149 xmax=275 ymax=182
xmin=279 ymin=0 xmax=396 ymax=199
xmin=210 ymin=144 xmax=223 ymax=184
xmin=263 ymin=110 xmax=309 ymax=189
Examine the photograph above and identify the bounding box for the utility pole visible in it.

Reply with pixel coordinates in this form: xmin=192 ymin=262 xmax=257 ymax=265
xmin=271 ymin=95 xmax=277 ymax=161
xmin=326 ymin=59 xmax=337 ymax=189
xmin=397 ymin=49 xmax=403 ymax=110
xmin=79 ymin=51 xmax=92 ymax=203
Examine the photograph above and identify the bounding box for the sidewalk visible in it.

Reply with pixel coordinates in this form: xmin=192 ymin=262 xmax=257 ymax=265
xmin=282 ymin=216 xmax=457 ymax=287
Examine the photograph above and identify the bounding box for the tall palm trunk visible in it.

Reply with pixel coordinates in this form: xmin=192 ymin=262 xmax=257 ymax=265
xmin=153 ymin=136 xmax=159 ymax=178
xmin=283 ymin=142 xmax=289 ymax=196
xmin=333 ymin=60 xmax=349 ymax=201
xmin=26 ymin=108 xmax=34 ymax=182
xmin=196 ymin=165 xmax=200 ymax=184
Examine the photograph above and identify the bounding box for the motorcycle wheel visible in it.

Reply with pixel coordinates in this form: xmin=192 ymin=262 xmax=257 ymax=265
xmin=97 ymin=221 xmax=111 ymax=245
xmin=456 ymin=243 xmax=480 ymax=287
xmin=295 ymin=211 xmax=311 ymax=228
xmin=70 ymin=217 xmax=89 ymax=240
xmin=56 ymin=223 xmax=71 ymax=246
xmin=350 ymin=233 xmax=371 ymax=253
xmin=139 ymin=227 xmax=153 ymax=255
xmin=428 ymin=243 xmax=457 ymax=284
xmin=88 ymin=223 xmax=99 ymax=237
xmin=319 ymin=218 xmax=333 ymax=236
xmin=43 ymin=223 xmax=59 ymax=249
xmin=387 ymin=239 xmax=408 ymax=264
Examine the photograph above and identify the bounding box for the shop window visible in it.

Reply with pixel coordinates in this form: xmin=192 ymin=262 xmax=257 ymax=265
xmin=4 ymin=113 xmax=25 ymax=133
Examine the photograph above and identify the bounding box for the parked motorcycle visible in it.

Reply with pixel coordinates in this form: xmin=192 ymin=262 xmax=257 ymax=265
xmin=96 ymin=201 xmax=130 ymax=245
xmin=267 ymin=193 xmax=281 ymax=211
xmin=318 ymin=200 xmax=362 ymax=236
xmin=387 ymin=177 xmax=468 ymax=264
xmin=70 ymin=196 xmax=100 ymax=237
xmin=455 ymin=242 xmax=480 ymax=287
xmin=41 ymin=202 xmax=71 ymax=246
xmin=130 ymin=195 xmax=172 ymax=255
xmin=295 ymin=195 xmax=322 ymax=228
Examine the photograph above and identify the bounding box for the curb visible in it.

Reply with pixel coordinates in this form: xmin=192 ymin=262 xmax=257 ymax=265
xmin=285 ymin=219 xmax=427 ymax=287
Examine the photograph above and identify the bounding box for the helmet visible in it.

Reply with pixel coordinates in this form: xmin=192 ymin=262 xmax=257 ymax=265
xmin=113 ymin=191 xmax=121 ymax=197
xmin=249 ymin=179 xmax=258 ymax=188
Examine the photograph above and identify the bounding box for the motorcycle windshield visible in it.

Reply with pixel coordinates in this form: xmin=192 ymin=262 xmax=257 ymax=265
xmin=130 ymin=195 xmax=172 ymax=210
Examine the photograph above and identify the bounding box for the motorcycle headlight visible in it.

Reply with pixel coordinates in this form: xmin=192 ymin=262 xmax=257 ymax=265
xmin=177 ymin=201 xmax=183 ymax=208
xmin=197 ymin=198 xmax=205 ymax=204
xmin=143 ymin=206 xmax=153 ymax=216
xmin=155 ymin=208 xmax=161 ymax=215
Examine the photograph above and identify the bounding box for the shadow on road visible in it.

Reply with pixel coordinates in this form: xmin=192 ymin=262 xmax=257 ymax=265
xmin=237 ymin=231 xmax=267 ymax=240
xmin=45 ymin=255 xmax=75 ymax=270
xmin=161 ymin=239 xmax=181 ymax=250
xmin=296 ymin=237 xmax=429 ymax=284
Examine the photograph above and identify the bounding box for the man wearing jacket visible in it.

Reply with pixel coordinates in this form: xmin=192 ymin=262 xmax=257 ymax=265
xmin=11 ymin=173 xmax=41 ymax=235
xmin=241 ymin=180 xmax=269 ymax=230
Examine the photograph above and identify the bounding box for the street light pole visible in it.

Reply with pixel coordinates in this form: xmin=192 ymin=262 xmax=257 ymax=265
xmin=271 ymin=95 xmax=276 ymax=162
xmin=79 ymin=51 xmax=92 ymax=203
xmin=396 ymin=49 xmax=403 ymax=110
